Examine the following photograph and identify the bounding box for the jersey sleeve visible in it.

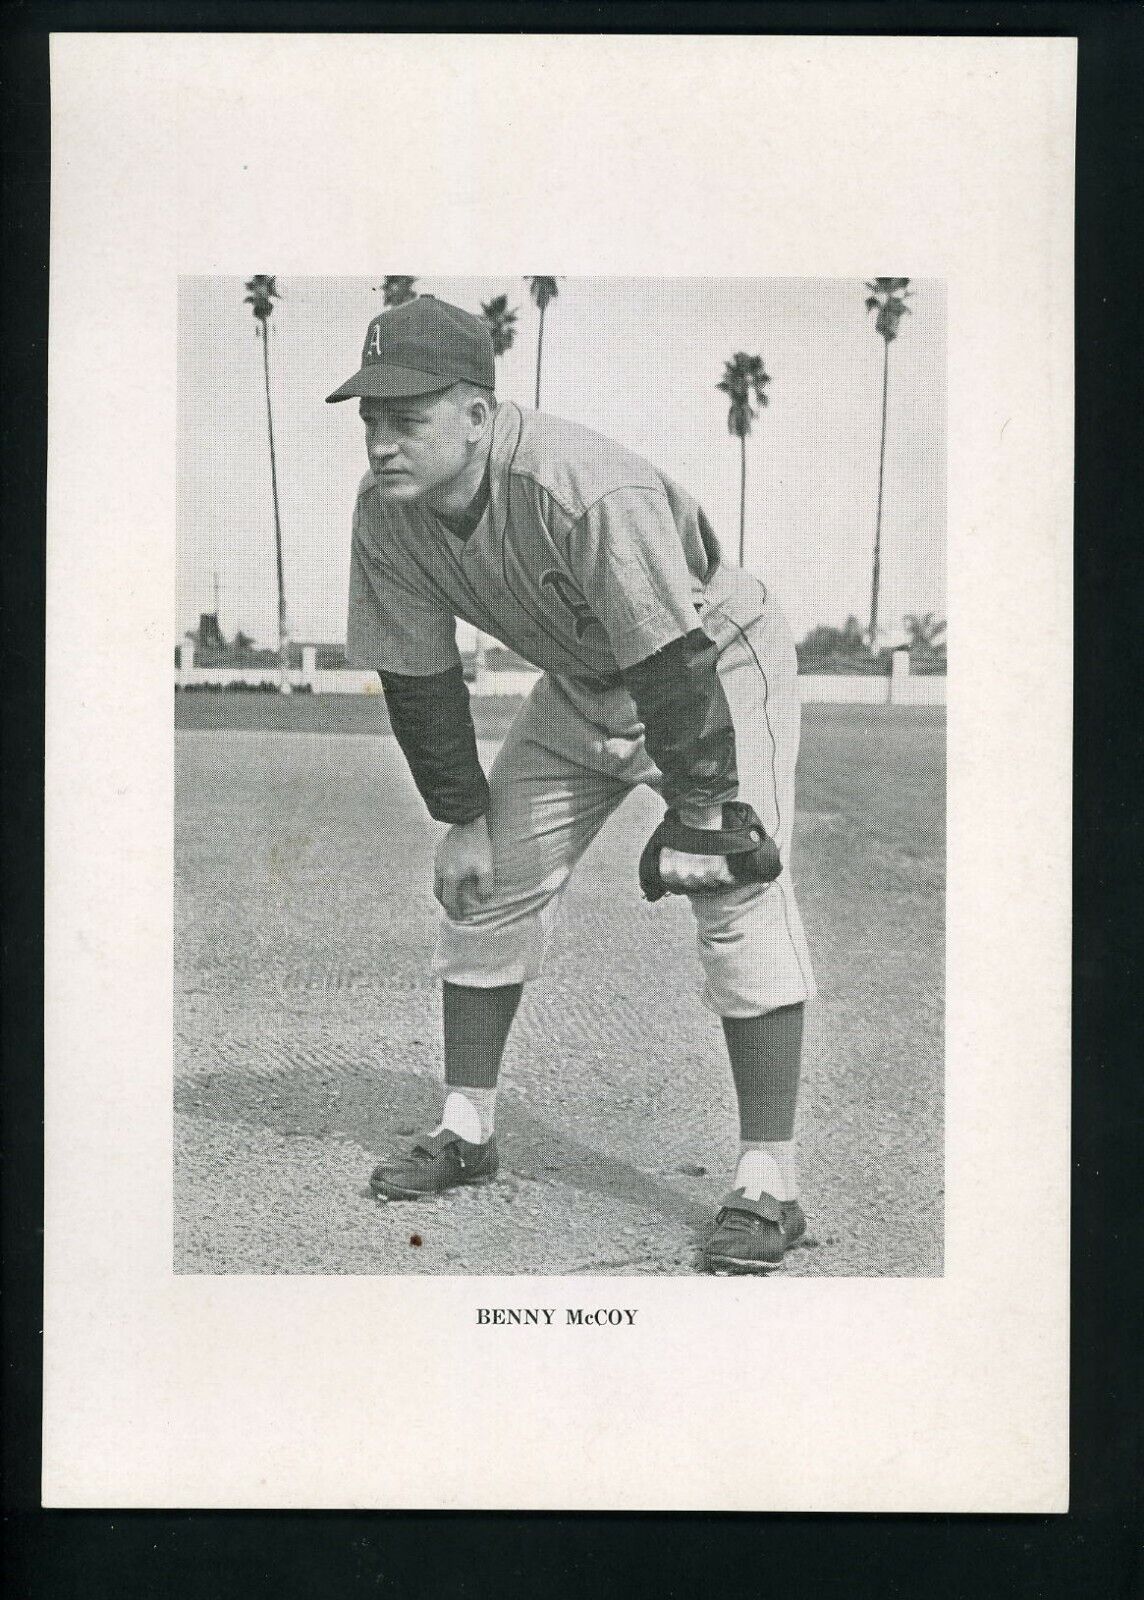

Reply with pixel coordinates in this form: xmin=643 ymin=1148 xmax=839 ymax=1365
xmin=378 ymin=664 xmax=490 ymax=824
xmin=621 ymin=629 xmax=739 ymax=813
xmin=565 ymin=486 xmax=706 ymax=670
xmin=565 ymin=486 xmax=738 ymax=813
xmin=346 ymin=503 xmax=460 ymax=676
xmin=346 ymin=495 xmax=488 ymax=823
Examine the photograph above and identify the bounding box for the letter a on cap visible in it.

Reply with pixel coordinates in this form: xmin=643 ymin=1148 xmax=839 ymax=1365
xmin=326 ymin=294 xmax=495 ymax=402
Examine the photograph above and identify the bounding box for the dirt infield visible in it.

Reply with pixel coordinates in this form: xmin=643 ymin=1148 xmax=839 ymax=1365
xmin=174 ymin=701 xmax=944 ymax=1276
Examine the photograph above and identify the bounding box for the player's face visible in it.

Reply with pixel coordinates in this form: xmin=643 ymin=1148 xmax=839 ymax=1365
xmin=359 ymin=389 xmax=474 ymax=502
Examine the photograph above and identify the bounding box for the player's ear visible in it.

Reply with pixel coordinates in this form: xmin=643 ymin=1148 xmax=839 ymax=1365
xmin=460 ymin=384 xmax=495 ymax=438
xmin=470 ymin=393 xmax=494 ymax=434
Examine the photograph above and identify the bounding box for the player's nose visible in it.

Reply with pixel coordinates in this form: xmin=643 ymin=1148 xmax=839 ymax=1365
xmin=367 ymin=426 xmax=400 ymax=464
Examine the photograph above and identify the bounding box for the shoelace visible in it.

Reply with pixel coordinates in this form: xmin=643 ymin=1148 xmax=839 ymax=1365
xmin=718 ymin=1209 xmax=763 ymax=1232
xmin=412 ymin=1138 xmax=466 ymax=1171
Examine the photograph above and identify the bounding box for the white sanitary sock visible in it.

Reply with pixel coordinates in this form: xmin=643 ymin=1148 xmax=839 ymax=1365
xmin=733 ymin=1140 xmax=798 ymax=1203
xmin=436 ymin=1088 xmax=496 ymax=1144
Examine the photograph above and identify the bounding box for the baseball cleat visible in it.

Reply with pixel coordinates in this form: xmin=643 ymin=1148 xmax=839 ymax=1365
xmin=697 ymin=1189 xmax=807 ymax=1274
xmin=369 ymin=1129 xmax=499 ymax=1200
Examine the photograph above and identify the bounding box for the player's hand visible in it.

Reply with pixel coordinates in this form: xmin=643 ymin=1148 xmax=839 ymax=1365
xmin=658 ymin=802 xmax=735 ymax=894
xmin=657 ymin=847 xmax=735 ymax=893
xmin=434 ymin=815 xmax=495 ymax=919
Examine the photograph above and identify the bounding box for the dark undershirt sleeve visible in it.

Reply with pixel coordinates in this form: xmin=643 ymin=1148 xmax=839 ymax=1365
xmin=621 ymin=628 xmax=739 ymax=812
xmin=378 ymin=663 xmax=490 ymax=825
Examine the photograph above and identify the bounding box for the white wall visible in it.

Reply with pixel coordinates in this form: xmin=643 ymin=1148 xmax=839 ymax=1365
xmin=176 ymin=662 xmax=945 ymax=705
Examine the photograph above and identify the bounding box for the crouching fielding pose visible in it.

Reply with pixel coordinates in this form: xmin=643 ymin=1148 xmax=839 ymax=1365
xmin=327 ymin=296 xmax=817 ymax=1272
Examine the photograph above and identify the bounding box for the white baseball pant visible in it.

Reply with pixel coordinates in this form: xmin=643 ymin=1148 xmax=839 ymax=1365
xmin=432 ymin=564 xmax=816 ymax=1017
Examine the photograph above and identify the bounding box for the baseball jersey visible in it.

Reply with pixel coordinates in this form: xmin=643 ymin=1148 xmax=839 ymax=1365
xmin=347 ymin=402 xmax=723 ymax=682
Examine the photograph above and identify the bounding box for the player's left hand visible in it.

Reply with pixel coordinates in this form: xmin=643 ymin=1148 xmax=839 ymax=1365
xmin=657 ymin=847 xmax=735 ymax=894
xmin=434 ymin=815 xmax=495 ymax=919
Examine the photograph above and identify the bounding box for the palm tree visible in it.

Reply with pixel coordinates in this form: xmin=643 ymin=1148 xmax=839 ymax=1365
xmin=480 ymin=293 xmax=519 ymax=359
xmin=243 ymin=275 xmax=290 ymax=693
xmin=902 ymin=611 xmax=946 ymax=655
xmin=716 ymin=352 xmax=771 ymax=566
xmin=526 ymin=277 xmax=560 ymax=408
xmin=381 ymin=276 xmax=418 ymax=307
xmin=864 ymin=277 xmax=913 ymax=652
xmin=471 ymin=293 xmax=521 ymax=684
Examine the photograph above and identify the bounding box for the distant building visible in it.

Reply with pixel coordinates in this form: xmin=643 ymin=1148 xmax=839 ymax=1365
xmin=196 ymin=612 xmax=226 ymax=652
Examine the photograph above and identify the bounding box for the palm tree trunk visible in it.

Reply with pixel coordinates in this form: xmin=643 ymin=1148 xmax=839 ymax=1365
xmin=738 ymin=432 xmax=747 ymax=567
xmin=534 ymin=305 xmax=545 ymax=409
xmin=260 ymin=326 xmax=290 ymax=693
xmin=868 ymin=337 xmax=889 ymax=652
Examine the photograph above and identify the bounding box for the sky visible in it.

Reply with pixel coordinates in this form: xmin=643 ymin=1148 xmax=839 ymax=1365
xmin=177 ymin=275 xmax=945 ymax=650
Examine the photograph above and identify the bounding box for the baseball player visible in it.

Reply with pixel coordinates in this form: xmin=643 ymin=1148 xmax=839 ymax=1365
xmin=327 ymin=295 xmax=816 ymax=1272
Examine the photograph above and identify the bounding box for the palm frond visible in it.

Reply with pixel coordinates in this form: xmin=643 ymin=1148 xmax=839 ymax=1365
xmin=867 ymin=277 xmax=915 ymax=342
xmin=244 ymin=274 xmax=279 ymax=328
xmin=480 ymin=293 xmax=520 ymax=356
xmin=718 ymin=350 xmax=771 ymax=428
xmin=382 ymin=276 xmax=418 ymax=307
xmin=527 ymin=276 xmax=560 ymax=311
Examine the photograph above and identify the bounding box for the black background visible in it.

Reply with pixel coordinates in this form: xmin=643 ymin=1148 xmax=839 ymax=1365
xmin=3 ymin=4 xmax=1140 ymax=1595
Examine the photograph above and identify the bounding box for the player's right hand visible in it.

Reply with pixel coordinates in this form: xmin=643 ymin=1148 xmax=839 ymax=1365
xmin=657 ymin=846 xmax=736 ymax=893
xmin=434 ymin=815 xmax=495 ymax=919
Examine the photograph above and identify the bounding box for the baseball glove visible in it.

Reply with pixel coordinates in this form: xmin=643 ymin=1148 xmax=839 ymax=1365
xmin=638 ymin=801 xmax=782 ymax=902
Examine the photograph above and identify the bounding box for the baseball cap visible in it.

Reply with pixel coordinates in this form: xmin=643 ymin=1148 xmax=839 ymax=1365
xmin=325 ymin=295 xmax=495 ymax=403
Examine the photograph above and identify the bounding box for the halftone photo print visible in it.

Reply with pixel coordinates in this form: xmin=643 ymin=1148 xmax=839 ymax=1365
xmin=175 ymin=273 xmax=946 ymax=1278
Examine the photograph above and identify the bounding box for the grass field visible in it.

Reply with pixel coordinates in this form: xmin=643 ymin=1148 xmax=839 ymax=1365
xmin=174 ymin=695 xmax=944 ymax=1276
xmin=175 ymin=686 xmax=525 ymax=740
